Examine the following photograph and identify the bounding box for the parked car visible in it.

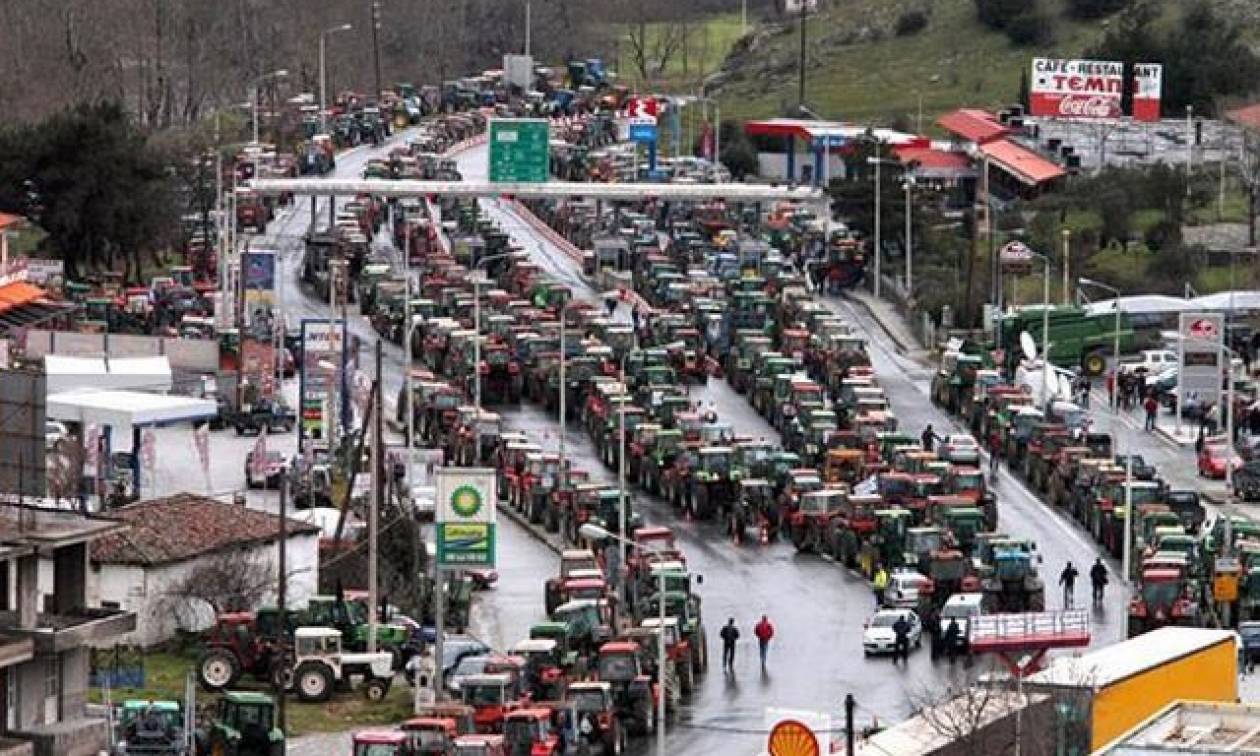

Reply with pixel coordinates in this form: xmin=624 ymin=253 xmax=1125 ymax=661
xmin=245 ymin=450 xmax=287 ymax=489
xmin=445 ymin=654 xmax=491 ymax=694
xmin=1119 ymin=349 xmax=1178 ymax=377
xmin=937 ymin=434 xmax=980 ymax=465
xmin=1198 ymin=442 xmax=1243 ymax=479
xmin=862 ymin=608 xmax=922 ymax=656
xmin=885 ymin=570 xmax=930 ymax=609
xmin=933 ymin=592 xmax=984 ymax=657
xmin=45 ymin=421 xmax=69 ymax=450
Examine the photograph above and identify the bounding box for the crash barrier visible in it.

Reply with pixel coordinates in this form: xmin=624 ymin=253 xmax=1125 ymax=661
xmin=26 ymin=328 xmax=219 ymax=374
xmin=444 ymin=131 xmax=488 ymax=157
xmin=503 ymin=198 xmax=654 ymax=314
xmin=969 ymin=609 xmax=1091 ymax=653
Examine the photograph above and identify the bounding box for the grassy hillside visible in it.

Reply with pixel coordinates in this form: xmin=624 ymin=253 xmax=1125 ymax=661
xmin=711 ymin=0 xmax=1115 ymax=124
xmin=614 ymin=13 xmax=748 ymax=93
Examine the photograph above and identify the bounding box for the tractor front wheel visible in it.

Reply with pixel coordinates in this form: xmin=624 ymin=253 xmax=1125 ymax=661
xmin=363 ymin=677 xmax=391 ymax=701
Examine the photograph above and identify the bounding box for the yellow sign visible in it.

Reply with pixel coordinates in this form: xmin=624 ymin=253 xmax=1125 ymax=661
xmin=1214 ymin=574 xmax=1239 ymax=603
xmin=768 ymin=719 xmax=820 ymax=756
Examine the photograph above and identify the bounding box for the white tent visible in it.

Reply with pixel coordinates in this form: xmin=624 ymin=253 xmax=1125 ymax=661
xmin=1084 ymin=295 xmax=1193 ymax=316
xmin=1191 ymin=290 xmax=1260 ymax=311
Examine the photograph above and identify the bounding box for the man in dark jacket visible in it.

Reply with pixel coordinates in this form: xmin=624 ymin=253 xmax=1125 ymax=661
xmin=1090 ymin=558 xmax=1109 ymax=605
xmin=892 ymin=614 xmax=912 ymax=665
xmin=720 ymin=618 xmax=740 ymax=671
xmin=1060 ymin=561 xmax=1080 ymax=608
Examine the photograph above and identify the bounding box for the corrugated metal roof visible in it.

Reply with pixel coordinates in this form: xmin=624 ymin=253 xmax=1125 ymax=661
xmin=978 ymin=139 xmax=1066 ymax=185
xmin=937 ymin=108 xmax=1010 ymax=144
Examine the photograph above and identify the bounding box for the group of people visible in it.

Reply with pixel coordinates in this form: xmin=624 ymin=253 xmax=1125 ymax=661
xmin=1059 ymin=558 xmax=1110 ymax=608
xmin=719 ymin=614 xmax=775 ymax=673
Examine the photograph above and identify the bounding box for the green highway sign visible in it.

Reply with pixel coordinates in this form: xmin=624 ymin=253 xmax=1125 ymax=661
xmin=489 ymin=119 xmax=550 ymax=183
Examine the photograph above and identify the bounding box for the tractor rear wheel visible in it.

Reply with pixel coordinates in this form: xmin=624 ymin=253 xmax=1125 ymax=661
xmin=198 ymin=649 xmax=240 ymax=691
xmin=294 ymin=662 xmax=334 ymax=703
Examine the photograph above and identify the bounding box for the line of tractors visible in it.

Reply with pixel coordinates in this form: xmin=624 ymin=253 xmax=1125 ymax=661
xmin=929 ymin=343 xmax=1260 ymax=638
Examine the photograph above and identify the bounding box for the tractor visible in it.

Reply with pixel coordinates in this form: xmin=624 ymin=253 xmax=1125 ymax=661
xmin=729 ymin=478 xmax=776 ymax=544
xmin=975 ymin=538 xmax=1045 ymax=612
xmin=1127 ymin=567 xmax=1201 ymax=638
xmin=460 ymin=673 xmax=522 ymax=734
xmin=196 ymin=610 xmax=296 ymax=691
xmin=595 ymin=642 xmax=659 ymax=736
xmin=113 ymin=699 xmax=188 ymax=756
xmin=544 ymin=550 xmax=600 ymax=616
xmin=567 ymin=681 xmax=626 ymax=755
xmin=196 ymin=691 xmax=284 ymax=756
xmin=787 ymin=489 xmax=844 ymax=553
xmin=689 ymin=446 xmax=734 ymax=520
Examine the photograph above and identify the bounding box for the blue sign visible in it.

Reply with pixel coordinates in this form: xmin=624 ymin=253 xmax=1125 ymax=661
xmin=629 ymin=121 xmax=658 ymax=144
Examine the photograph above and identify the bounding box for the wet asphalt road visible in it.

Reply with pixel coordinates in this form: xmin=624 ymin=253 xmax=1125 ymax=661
xmin=257 ymin=133 xmax=1130 ymax=753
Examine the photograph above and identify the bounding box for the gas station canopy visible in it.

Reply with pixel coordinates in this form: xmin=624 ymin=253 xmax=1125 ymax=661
xmin=46 ymin=390 xmax=216 ymax=428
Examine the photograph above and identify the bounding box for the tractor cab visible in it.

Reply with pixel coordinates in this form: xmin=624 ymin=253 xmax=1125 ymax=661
xmin=400 ymin=716 xmax=460 ymax=755
xmin=460 ymin=673 xmax=520 ymax=734
xmin=353 ymin=729 xmax=408 ymax=756
xmin=451 ymin=734 xmax=508 ymax=756
xmin=206 ymin=691 xmax=284 ymax=756
xmin=117 ymin=699 xmax=185 ymax=755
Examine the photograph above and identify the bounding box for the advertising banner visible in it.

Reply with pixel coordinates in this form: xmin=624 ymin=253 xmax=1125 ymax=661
xmin=1178 ymin=312 xmax=1224 ymax=411
xmin=1132 ymin=63 xmax=1163 ymax=122
xmin=243 ymin=249 xmax=277 ymax=329
xmin=1030 ymin=58 xmax=1124 ymax=118
xmin=435 ymin=467 xmax=497 ymax=568
xmin=240 ymin=339 xmax=276 ymax=399
xmin=299 ymin=319 xmax=344 ymax=445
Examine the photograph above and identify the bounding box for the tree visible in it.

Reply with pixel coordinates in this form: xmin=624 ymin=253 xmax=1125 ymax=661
xmin=718 ymin=122 xmax=758 ymax=180
xmin=163 ymin=550 xmax=278 ymax=617
xmin=0 ymin=102 xmax=179 ymax=281
xmin=974 ymin=0 xmax=1034 ymax=30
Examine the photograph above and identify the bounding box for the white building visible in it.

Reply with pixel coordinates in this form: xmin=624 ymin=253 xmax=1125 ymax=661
xmin=88 ymin=493 xmax=320 ymax=648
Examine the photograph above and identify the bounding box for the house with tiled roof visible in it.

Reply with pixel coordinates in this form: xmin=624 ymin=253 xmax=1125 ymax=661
xmin=88 ymin=492 xmax=320 ymax=647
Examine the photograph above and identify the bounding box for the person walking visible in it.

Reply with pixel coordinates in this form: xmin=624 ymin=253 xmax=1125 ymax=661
xmin=754 ymin=615 xmax=775 ymax=668
xmin=1090 ymin=558 xmax=1108 ymax=606
xmin=1144 ymin=394 xmax=1159 ymax=432
xmin=1081 ymin=377 xmax=1092 ymax=409
xmin=892 ymin=613 xmax=912 ymax=665
xmin=921 ymin=424 xmax=938 ymax=452
xmin=1106 ymin=370 xmax=1116 ymax=409
xmin=873 ymin=565 xmax=889 ymax=608
xmin=720 ymin=618 xmax=740 ymax=671
xmin=1060 ymin=561 xmax=1080 ymax=609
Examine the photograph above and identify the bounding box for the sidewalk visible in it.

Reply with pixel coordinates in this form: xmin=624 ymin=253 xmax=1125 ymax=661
xmin=844 ymin=287 xmax=931 ymax=363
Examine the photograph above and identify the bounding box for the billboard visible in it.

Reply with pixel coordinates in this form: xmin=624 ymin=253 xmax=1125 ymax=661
xmin=299 ymin=319 xmax=345 ymax=446
xmin=240 ymin=339 xmax=276 ymax=399
xmin=1132 ymin=63 xmax=1163 ymax=122
xmin=1030 ymin=58 xmax=1124 ymax=118
xmin=435 ymin=468 xmax=497 ymax=568
xmin=1178 ymin=312 xmax=1224 ymax=413
xmin=243 ymin=249 xmax=276 ymax=330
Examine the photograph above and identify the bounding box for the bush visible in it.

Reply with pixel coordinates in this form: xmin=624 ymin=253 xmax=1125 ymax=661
xmin=1067 ymin=0 xmax=1129 ymax=19
xmin=1005 ymin=9 xmax=1053 ymax=45
xmin=895 ymin=10 xmax=929 ymax=36
xmin=974 ymin=0 xmax=1033 ymax=29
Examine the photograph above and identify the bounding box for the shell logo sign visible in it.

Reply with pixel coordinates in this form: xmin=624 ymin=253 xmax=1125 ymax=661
xmin=768 ymin=719 xmax=820 ymax=756
xmin=1186 ymin=318 xmax=1220 ymax=340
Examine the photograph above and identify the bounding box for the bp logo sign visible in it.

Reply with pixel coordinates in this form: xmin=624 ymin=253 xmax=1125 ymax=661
xmin=450 ymin=484 xmax=483 ymax=519
xmin=436 ymin=469 xmax=497 ymax=525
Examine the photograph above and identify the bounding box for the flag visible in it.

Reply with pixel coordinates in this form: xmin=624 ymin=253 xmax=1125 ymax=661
xmin=250 ymin=429 xmax=269 ymax=479
xmin=193 ymin=423 xmax=211 ymax=484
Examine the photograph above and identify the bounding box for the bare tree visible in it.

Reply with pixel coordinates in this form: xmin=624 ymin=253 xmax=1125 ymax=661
xmin=162 ymin=549 xmax=278 ymax=617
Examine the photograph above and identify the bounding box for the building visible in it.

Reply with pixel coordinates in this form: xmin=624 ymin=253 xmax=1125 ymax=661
xmin=89 ymin=493 xmax=321 ymax=647
xmin=854 ymin=689 xmax=1056 ymax=756
xmin=936 ymin=108 xmax=1067 ymax=201
xmin=742 ymin=119 xmax=928 ymax=186
xmin=0 ymin=503 xmax=137 ymax=756
xmin=1095 ymin=700 xmax=1260 ymax=754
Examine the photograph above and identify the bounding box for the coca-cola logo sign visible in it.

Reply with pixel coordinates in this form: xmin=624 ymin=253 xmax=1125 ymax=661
xmin=1187 ymin=318 xmax=1220 ymax=340
xmin=1057 ymin=94 xmax=1122 ymax=119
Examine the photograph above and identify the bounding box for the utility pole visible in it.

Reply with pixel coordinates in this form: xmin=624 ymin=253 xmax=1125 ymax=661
xmin=797 ymin=4 xmax=807 ymax=109
xmin=276 ymin=473 xmax=288 ymax=734
xmin=368 ymin=339 xmax=383 ymax=653
xmin=370 ymin=2 xmax=383 ymax=100
xmin=845 ymin=694 xmax=856 ymax=756
xmin=525 ymin=0 xmax=532 ymax=56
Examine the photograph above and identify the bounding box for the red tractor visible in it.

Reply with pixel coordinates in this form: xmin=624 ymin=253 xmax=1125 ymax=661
xmin=594 ymin=642 xmax=659 ymax=736
xmin=196 ymin=610 xmax=295 ymax=691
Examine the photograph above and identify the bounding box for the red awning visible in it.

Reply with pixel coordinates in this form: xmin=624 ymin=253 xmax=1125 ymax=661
xmin=743 ymin=118 xmax=819 ymax=142
xmin=978 ymin=139 xmax=1065 ymax=186
xmin=0 ymin=282 xmax=45 ymax=313
xmin=936 ymin=108 xmax=1009 ymax=144
xmin=0 ymin=212 xmax=23 ymax=230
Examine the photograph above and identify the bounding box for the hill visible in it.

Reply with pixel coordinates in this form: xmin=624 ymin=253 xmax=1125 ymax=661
xmin=706 ymin=0 xmax=1259 ymax=125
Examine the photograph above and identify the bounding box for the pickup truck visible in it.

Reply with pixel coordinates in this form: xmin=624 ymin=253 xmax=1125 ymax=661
xmin=1119 ymin=349 xmax=1178 ymax=376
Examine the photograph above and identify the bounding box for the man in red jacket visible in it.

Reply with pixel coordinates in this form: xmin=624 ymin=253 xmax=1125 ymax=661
xmin=754 ymin=615 xmax=775 ymax=668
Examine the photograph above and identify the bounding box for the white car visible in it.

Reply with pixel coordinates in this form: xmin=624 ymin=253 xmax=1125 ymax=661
xmin=863 ymin=608 xmax=922 ymax=655
xmin=45 ymin=421 xmax=69 ymax=450
xmin=938 ymin=434 xmax=980 ymax=464
xmin=1120 ymin=349 xmax=1178 ymax=376
xmin=886 ymin=571 xmax=930 ymax=609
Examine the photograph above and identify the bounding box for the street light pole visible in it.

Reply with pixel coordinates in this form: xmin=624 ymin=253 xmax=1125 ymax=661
xmin=1081 ymin=276 xmax=1127 ymax=578
xmin=525 ymin=0 xmax=532 ymax=56
xmin=559 ymin=304 xmax=566 ymax=465
xmin=871 ymin=149 xmax=882 ymax=299
xmin=903 ymin=177 xmax=913 ymax=297
xmin=1061 ymin=229 xmax=1071 ymax=306
xmin=618 ymin=353 xmax=630 ymax=579
xmin=320 ymin=24 xmax=354 ymax=134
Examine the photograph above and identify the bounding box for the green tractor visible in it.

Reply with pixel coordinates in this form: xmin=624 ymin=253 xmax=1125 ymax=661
xmin=690 ymin=447 xmax=734 ymax=520
xmin=196 ymin=691 xmax=284 ymax=756
xmin=941 ymin=506 xmax=987 ymax=555
xmin=113 ymin=699 xmax=188 ymax=755
xmin=304 ymin=596 xmax=414 ymax=670
xmin=640 ymin=589 xmax=708 ymax=677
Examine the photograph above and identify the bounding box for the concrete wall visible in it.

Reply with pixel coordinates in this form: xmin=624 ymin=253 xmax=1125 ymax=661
xmin=24 ymin=330 xmax=219 ymax=374
xmin=89 ymin=533 xmax=320 ymax=647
